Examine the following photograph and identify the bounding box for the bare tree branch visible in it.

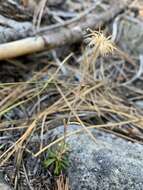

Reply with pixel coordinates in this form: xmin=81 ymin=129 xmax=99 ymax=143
xmin=0 ymin=0 xmax=132 ymax=60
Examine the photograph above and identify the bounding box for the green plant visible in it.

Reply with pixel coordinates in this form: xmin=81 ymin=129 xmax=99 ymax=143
xmin=44 ymin=141 xmax=69 ymax=175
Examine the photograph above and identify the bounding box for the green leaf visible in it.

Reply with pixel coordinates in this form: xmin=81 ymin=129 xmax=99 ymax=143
xmin=0 ymin=144 xmax=5 ymax=149
xmin=44 ymin=158 xmax=55 ymax=168
xmin=60 ymin=163 xmax=66 ymax=169
xmin=48 ymin=150 xmax=57 ymax=158
xmin=61 ymin=161 xmax=68 ymax=169
xmin=54 ymin=161 xmax=60 ymax=175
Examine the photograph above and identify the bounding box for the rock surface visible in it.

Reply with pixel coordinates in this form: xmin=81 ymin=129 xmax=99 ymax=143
xmin=117 ymin=16 xmax=143 ymax=56
xmin=0 ymin=183 xmax=12 ymax=190
xmin=51 ymin=125 xmax=143 ymax=190
xmin=0 ymin=173 xmax=12 ymax=190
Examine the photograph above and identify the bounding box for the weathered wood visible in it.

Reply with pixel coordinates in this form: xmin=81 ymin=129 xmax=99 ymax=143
xmin=0 ymin=0 xmax=133 ymax=60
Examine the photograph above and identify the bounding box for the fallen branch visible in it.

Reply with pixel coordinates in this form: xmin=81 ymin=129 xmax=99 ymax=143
xmin=0 ymin=0 xmax=132 ymax=60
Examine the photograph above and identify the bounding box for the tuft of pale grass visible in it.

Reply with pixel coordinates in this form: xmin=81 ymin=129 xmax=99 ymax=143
xmin=84 ymin=28 xmax=115 ymax=79
xmin=56 ymin=175 xmax=69 ymax=190
xmin=86 ymin=28 xmax=115 ymax=56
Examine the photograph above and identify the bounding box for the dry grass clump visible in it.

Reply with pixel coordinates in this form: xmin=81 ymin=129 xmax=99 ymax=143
xmin=56 ymin=175 xmax=69 ymax=190
xmin=0 ymin=29 xmax=143 ymax=189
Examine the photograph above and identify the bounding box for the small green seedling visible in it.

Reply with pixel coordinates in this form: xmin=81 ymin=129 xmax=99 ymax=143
xmin=44 ymin=141 xmax=69 ymax=175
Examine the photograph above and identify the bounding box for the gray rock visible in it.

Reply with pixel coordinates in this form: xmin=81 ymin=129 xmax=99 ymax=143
xmin=51 ymin=125 xmax=143 ymax=190
xmin=0 ymin=183 xmax=12 ymax=190
xmin=0 ymin=173 xmax=12 ymax=190
xmin=116 ymin=16 xmax=143 ymax=56
xmin=135 ymin=100 xmax=143 ymax=109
